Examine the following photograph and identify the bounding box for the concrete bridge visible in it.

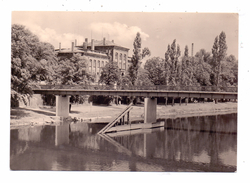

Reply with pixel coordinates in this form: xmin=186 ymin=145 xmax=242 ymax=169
xmin=32 ymin=86 xmax=237 ymax=124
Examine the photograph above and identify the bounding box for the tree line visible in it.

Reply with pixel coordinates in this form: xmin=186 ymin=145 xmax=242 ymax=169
xmin=100 ymin=32 xmax=238 ymax=92
xmin=11 ymin=24 xmax=238 ymax=107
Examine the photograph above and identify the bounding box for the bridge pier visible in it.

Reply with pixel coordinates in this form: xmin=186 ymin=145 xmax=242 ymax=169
xmin=56 ymin=95 xmax=70 ymax=117
xmin=144 ymin=97 xmax=157 ymax=123
xmin=172 ymin=97 xmax=175 ymax=106
xmin=165 ymin=97 xmax=168 ymax=106
xmin=215 ymin=99 xmax=218 ymax=104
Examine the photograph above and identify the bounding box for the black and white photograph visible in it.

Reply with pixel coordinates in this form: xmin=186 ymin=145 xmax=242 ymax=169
xmin=9 ymin=11 xmax=238 ymax=172
xmin=2 ymin=0 xmax=250 ymax=181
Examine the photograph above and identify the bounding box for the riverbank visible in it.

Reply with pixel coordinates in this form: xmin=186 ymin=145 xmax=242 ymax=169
xmin=10 ymin=102 xmax=237 ymax=129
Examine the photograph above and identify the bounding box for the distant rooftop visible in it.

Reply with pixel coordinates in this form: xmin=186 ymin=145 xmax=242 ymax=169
xmin=55 ymin=47 xmax=108 ymax=57
xmin=87 ymin=39 xmax=129 ymax=50
xmin=55 ymin=38 xmax=129 ymax=54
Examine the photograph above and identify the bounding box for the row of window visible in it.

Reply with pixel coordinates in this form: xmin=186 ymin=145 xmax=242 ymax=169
xmin=89 ymin=58 xmax=127 ymax=73
xmin=89 ymin=60 xmax=108 ymax=74
xmin=89 ymin=60 xmax=108 ymax=68
xmin=115 ymin=52 xmax=127 ymax=69
xmin=115 ymin=53 xmax=127 ymax=62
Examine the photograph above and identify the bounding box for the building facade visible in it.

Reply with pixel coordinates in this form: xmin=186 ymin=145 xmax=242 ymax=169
xmin=56 ymin=38 xmax=131 ymax=82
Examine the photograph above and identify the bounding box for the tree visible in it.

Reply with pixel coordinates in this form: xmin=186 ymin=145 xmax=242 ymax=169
xmin=180 ymin=45 xmax=189 ymax=85
xmin=193 ymin=49 xmax=212 ymax=86
xmin=11 ymin=24 xmax=57 ymax=107
xmin=135 ymin=67 xmax=154 ymax=87
xmin=128 ymin=32 xmax=150 ymax=85
xmin=48 ymin=54 xmax=94 ymax=106
xmin=142 ymin=47 xmax=151 ymax=59
xmin=57 ymin=54 xmax=93 ymax=85
xmin=144 ymin=57 xmax=165 ymax=85
xmin=180 ymin=46 xmax=197 ymax=87
xmin=184 ymin=45 xmax=189 ymax=57
xmin=220 ymin=54 xmax=238 ymax=87
xmin=164 ymin=47 xmax=170 ymax=85
xmin=99 ymin=61 xmax=121 ymax=86
xmin=128 ymin=32 xmax=141 ymax=85
xmin=212 ymin=31 xmax=228 ymax=87
xmin=164 ymin=39 xmax=181 ymax=86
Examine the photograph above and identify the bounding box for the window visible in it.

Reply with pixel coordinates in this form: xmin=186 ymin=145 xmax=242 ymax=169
xmin=93 ymin=60 xmax=96 ymax=73
xmin=102 ymin=61 xmax=104 ymax=67
xmin=118 ymin=53 xmax=122 ymax=68
xmin=115 ymin=52 xmax=118 ymax=62
xmin=89 ymin=59 xmax=92 ymax=73
xmin=120 ymin=53 xmax=122 ymax=61
xmin=97 ymin=60 xmax=100 ymax=72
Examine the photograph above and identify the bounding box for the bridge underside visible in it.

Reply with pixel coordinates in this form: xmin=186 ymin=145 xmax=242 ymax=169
xmin=34 ymin=89 xmax=237 ymax=120
xmin=55 ymin=94 xmax=158 ymax=123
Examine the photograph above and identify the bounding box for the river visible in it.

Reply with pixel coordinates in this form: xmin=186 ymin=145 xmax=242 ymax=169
xmin=10 ymin=113 xmax=237 ymax=172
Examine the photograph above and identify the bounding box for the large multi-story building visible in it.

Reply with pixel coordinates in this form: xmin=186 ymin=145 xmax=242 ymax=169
xmin=55 ymin=38 xmax=132 ymax=82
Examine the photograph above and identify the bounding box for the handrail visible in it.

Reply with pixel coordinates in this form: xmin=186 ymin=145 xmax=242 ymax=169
xmin=98 ymin=103 xmax=133 ymax=134
xmin=31 ymin=84 xmax=238 ymax=93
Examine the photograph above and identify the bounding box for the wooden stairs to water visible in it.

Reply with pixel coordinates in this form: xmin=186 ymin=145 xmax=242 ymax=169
xmin=97 ymin=103 xmax=133 ymax=134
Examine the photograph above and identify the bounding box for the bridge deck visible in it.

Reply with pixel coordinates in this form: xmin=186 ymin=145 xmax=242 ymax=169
xmin=33 ymin=89 xmax=237 ymax=99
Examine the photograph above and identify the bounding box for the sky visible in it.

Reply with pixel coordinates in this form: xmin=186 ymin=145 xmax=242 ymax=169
xmin=12 ymin=12 xmax=238 ymax=59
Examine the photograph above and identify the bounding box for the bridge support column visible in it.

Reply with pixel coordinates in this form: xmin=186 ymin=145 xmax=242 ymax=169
xmin=172 ymin=97 xmax=175 ymax=106
xmin=185 ymin=97 xmax=188 ymax=105
xmin=56 ymin=95 xmax=70 ymax=117
xmin=165 ymin=97 xmax=168 ymax=106
xmin=215 ymin=99 xmax=218 ymax=104
xmin=144 ymin=97 xmax=157 ymax=123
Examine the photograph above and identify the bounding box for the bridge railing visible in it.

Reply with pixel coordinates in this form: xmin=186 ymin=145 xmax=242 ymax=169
xmin=32 ymin=84 xmax=238 ymax=92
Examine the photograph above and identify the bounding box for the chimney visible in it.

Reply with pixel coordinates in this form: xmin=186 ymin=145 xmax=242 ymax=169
xmin=71 ymin=42 xmax=74 ymax=52
xmin=103 ymin=37 xmax=106 ymax=45
xmin=59 ymin=42 xmax=61 ymax=52
xmin=91 ymin=39 xmax=94 ymax=51
xmin=83 ymin=38 xmax=88 ymax=50
xmin=191 ymin=43 xmax=194 ymax=57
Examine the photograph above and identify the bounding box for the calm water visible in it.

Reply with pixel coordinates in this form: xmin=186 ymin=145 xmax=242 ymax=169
xmin=10 ymin=113 xmax=237 ymax=172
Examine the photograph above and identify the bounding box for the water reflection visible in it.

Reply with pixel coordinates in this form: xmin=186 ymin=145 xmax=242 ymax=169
xmin=10 ymin=113 xmax=237 ymax=172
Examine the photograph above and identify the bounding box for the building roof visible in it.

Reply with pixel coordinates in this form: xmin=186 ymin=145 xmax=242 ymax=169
xmin=55 ymin=48 xmax=85 ymax=53
xmin=55 ymin=47 xmax=108 ymax=59
xmin=55 ymin=39 xmax=129 ymax=56
xmin=87 ymin=39 xmax=129 ymax=50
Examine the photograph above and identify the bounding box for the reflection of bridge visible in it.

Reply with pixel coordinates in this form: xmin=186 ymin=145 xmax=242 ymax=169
xmin=11 ymin=121 xmax=237 ymax=171
xmin=33 ymin=85 xmax=237 ymax=125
